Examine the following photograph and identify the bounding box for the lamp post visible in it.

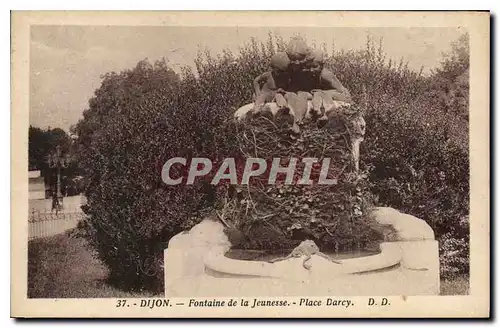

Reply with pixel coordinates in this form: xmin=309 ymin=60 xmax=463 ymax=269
xmin=47 ymin=145 xmax=70 ymax=213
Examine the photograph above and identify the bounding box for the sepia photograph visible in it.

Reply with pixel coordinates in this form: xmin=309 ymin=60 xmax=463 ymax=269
xmin=11 ymin=11 xmax=490 ymax=318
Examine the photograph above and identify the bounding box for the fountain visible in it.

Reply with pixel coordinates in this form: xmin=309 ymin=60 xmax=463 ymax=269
xmin=164 ymin=100 xmax=440 ymax=297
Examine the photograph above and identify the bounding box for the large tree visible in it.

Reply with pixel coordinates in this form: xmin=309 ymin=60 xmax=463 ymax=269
xmin=29 ymin=126 xmax=71 ymax=171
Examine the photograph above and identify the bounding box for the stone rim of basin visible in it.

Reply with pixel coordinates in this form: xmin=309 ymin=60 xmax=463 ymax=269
xmin=203 ymin=241 xmax=403 ymax=280
xmin=202 ymin=207 xmax=435 ymax=280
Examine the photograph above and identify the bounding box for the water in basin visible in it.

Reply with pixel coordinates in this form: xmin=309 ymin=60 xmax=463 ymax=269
xmin=225 ymin=249 xmax=380 ymax=262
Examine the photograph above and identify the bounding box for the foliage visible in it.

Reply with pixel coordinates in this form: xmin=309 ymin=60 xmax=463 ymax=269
xmin=73 ymin=33 xmax=470 ymax=291
xmin=28 ymin=126 xmax=83 ymax=196
xmin=29 ymin=126 xmax=71 ymax=170
xmin=353 ymin=35 xmax=470 ymax=278
xmin=426 ymin=33 xmax=470 ymax=144
xmin=72 ymin=59 xmax=203 ymax=292
xmin=439 ymin=215 xmax=469 ymax=279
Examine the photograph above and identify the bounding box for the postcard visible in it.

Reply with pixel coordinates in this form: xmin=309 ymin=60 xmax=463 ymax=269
xmin=11 ymin=10 xmax=490 ymax=318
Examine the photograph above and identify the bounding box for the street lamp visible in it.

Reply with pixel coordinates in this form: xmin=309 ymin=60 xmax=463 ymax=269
xmin=47 ymin=145 xmax=70 ymax=213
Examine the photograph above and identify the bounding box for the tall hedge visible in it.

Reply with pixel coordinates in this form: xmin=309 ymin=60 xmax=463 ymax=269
xmin=73 ymin=34 xmax=469 ymax=291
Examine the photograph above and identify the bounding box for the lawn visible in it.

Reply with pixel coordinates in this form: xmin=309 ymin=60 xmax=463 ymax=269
xmin=28 ymin=232 xmax=160 ymax=298
xmin=28 ymin=232 xmax=469 ymax=298
xmin=440 ymin=275 xmax=470 ymax=295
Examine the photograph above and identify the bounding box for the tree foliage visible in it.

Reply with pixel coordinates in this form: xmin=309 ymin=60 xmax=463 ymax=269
xmin=28 ymin=126 xmax=83 ymax=196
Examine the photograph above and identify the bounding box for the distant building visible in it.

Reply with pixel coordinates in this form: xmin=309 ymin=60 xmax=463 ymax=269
xmin=29 ymin=169 xmax=86 ymax=213
xmin=28 ymin=170 xmax=46 ymax=200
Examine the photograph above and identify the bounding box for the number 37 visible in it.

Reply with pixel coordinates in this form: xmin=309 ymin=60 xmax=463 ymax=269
xmin=116 ymin=300 xmax=127 ymax=307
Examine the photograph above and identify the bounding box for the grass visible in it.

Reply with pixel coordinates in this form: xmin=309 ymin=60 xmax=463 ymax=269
xmin=28 ymin=231 xmax=469 ymax=297
xmin=28 ymin=232 xmax=161 ymax=298
xmin=440 ymin=275 xmax=470 ymax=295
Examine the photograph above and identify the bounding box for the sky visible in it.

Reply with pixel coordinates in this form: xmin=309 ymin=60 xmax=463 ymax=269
xmin=29 ymin=26 xmax=465 ymax=131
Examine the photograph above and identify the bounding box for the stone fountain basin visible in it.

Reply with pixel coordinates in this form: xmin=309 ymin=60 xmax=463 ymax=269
xmin=164 ymin=207 xmax=440 ymax=297
xmin=204 ymin=243 xmax=402 ymax=281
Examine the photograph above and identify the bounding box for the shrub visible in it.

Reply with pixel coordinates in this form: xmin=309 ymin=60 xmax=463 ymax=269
xmin=439 ymin=215 xmax=469 ymax=278
xmin=73 ymin=59 xmax=211 ymax=292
